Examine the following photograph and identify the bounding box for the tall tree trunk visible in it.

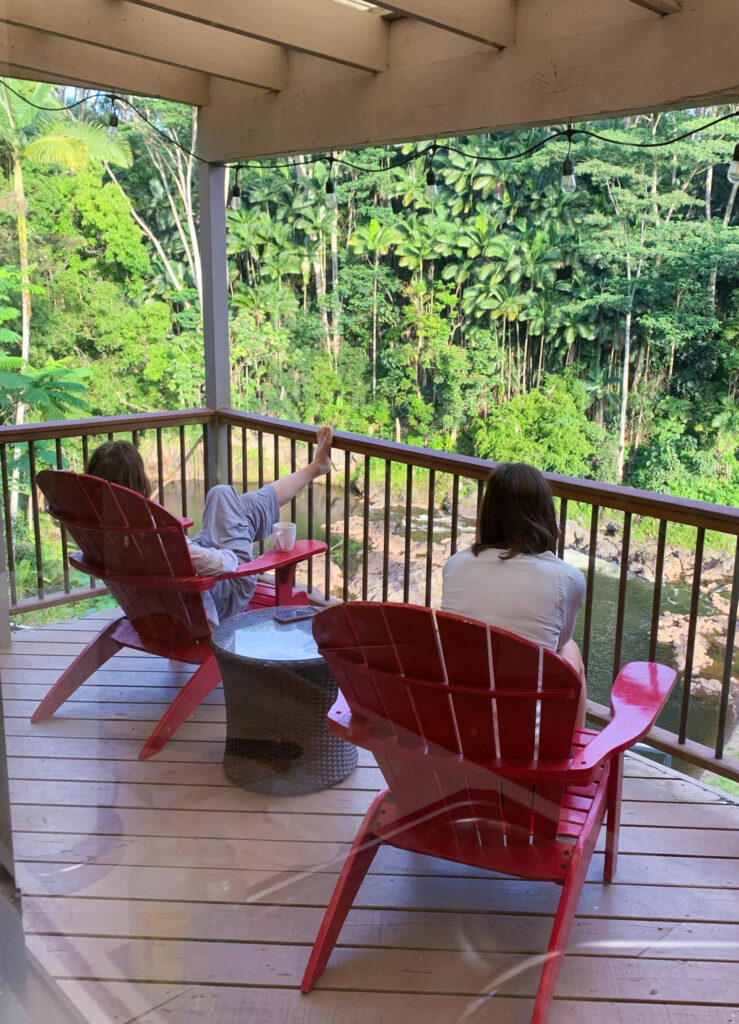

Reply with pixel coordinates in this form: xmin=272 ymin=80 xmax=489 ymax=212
xmin=371 ymin=267 xmax=378 ymax=402
xmin=706 ymin=164 xmax=717 ymax=308
xmin=617 ymin=306 xmax=632 ymax=483
xmin=11 ymin=156 xmax=30 ymax=519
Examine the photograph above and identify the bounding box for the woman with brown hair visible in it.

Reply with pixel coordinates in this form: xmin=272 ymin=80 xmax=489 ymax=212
xmin=441 ymin=461 xmax=587 ymax=723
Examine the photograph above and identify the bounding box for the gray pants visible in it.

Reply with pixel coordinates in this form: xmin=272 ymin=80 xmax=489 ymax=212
xmin=193 ymin=483 xmax=280 ymax=621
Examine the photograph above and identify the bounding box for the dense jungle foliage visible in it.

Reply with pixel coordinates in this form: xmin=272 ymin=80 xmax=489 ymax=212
xmin=1 ymin=80 xmax=739 ymax=502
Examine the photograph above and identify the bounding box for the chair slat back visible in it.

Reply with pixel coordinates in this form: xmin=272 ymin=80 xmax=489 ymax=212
xmin=314 ymin=602 xmax=582 ymax=844
xmin=38 ymin=470 xmax=211 ymax=642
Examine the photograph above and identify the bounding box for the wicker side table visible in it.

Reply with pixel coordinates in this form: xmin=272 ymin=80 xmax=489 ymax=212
xmin=210 ymin=608 xmax=357 ymax=795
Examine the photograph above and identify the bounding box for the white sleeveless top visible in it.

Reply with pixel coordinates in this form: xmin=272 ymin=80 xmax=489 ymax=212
xmin=441 ymin=548 xmax=586 ymax=652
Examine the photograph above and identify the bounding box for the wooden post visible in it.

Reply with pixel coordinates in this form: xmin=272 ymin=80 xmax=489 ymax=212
xmin=199 ymin=160 xmax=231 ymax=487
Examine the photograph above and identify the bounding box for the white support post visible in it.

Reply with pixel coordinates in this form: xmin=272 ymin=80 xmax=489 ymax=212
xmin=199 ymin=161 xmax=231 ymax=488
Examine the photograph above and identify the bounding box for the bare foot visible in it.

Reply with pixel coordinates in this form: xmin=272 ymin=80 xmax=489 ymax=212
xmin=313 ymin=426 xmax=333 ymax=476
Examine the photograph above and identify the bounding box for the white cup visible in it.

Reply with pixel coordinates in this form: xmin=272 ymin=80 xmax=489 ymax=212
xmin=273 ymin=521 xmax=297 ymax=552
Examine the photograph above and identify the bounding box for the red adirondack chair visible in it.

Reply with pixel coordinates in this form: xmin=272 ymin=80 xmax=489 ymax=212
xmin=31 ymin=469 xmax=327 ymax=760
xmin=301 ymin=601 xmax=677 ymax=1024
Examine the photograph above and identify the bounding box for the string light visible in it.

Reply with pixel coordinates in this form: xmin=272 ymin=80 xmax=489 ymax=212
xmin=229 ymin=167 xmax=242 ymax=211
xmin=729 ymin=143 xmax=739 ymax=185
xmin=0 ymin=79 xmax=736 ymax=206
xmin=108 ymin=97 xmax=119 ymax=137
xmin=325 ymin=156 xmax=338 ymax=210
xmin=425 ymin=143 xmax=439 ymax=203
xmin=561 ymin=125 xmax=576 ymax=195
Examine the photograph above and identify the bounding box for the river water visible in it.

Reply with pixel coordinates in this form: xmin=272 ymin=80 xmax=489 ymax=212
xmin=167 ymin=480 xmax=735 ymax=764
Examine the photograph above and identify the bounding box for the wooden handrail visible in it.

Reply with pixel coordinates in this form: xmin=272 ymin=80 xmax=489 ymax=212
xmin=0 ymin=409 xmax=213 ymax=445
xmin=217 ymin=409 xmax=739 ymax=534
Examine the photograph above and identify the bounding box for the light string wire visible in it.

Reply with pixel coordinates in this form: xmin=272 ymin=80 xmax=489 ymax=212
xmin=2 ymin=77 xmax=738 ymax=178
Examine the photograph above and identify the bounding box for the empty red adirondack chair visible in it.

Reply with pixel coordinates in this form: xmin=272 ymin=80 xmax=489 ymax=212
xmin=301 ymin=602 xmax=677 ymax=1024
xmin=31 ymin=469 xmax=327 ymax=760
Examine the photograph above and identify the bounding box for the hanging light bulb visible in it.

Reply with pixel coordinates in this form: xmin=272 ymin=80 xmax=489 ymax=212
xmin=325 ymin=177 xmax=338 ymax=210
xmin=561 ymin=155 xmax=576 ymax=195
xmin=728 ymin=143 xmax=739 ymax=185
xmin=108 ymin=98 xmax=119 ymax=136
xmin=424 ymin=142 xmax=439 ymax=204
xmin=325 ymin=157 xmax=338 ymax=210
xmin=229 ymin=181 xmax=242 ymax=211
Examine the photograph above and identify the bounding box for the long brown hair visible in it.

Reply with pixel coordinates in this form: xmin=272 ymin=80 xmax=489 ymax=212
xmin=86 ymin=440 xmax=151 ymax=498
xmin=472 ymin=462 xmax=557 ymax=560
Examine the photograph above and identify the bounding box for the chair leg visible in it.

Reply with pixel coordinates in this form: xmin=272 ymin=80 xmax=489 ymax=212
xmin=31 ymin=618 xmax=123 ymax=723
xmin=138 ymin=655 xmax=222 ymax=760
xmin=301 ymin=791 xmax=386 ymax=993
xmin=604 ymin=752 xmax=624 ymax=882
xmin=531 ymin=848 xmax=591 ymax=1024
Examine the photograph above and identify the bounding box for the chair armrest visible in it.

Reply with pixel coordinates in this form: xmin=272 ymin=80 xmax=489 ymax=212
xmin=176 ymin=515 xmax=194 ymax=530
xmin=568 ymin=661 xmax=677 ymax=774
xmin=216 ymin=539 xmax=328 ymax=580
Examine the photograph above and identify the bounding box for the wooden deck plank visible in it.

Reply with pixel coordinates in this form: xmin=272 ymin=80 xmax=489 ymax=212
xmin=56 ymin=983 xmax=739 ymax=1024
xmin=11 ymin=830 xmax=739 ymax=886
xmin=22 ymin=934 xmax=739 ymax=1003
xmin=21 ymin=896 xmax=739 ymax=961
xmin=12 ymin=863 xmax=739 ymax=926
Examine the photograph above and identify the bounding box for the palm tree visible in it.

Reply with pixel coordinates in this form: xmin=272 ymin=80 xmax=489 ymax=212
xmin=349 ymin=217 xmax=400 ymax=399
xmin=0 ymin=79 xmax=131 ymax=433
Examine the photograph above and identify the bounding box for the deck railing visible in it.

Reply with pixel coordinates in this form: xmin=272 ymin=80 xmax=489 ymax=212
xmin=1 ymin=409 xmax=738 ymax=782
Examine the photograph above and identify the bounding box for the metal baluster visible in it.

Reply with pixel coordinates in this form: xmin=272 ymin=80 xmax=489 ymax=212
xmin=648 ymin=520 xmax=667 ymax=661
xmin=343 ymin=450 xmax=351 ymax=602
xmin=241 ymin=428 xmax=248 ymax=493
xmin=1 ymin=446 xmax=17 ymax=606
xmin=156 ymin=429 xmax=164 ymax=504
xmin=273 ymin=433 xmax=280 ymax=483
xmin=612 ymin=512 xmax=632 ymax=676
xmin=362 ymin=455 xmax=370 ymax=601
xmin=132 ymin=429 xmax=138 ymax=448
xmin=290 ymin=438 xmax=297 ymax=524
xmin=476 ymin=478 xmax=485 ymax=519
xmin=581 ymin=505 xmax=599 ymax=674
xmin=403 ymin=465 xmax=413 ymax=604
xmin=382 ymin=461 xmax=391 ymax=603
xmin=179 ymin=425 xmax=188 ymax=518
xmin=307 ymin=441 xmax=314 ymax=594
xmin=425 ymin=469 xmax=435 ymax=607
xmin=678 ymin=528 xmax=705 ymax=744
xmin=82 ymin=435 xmax=89 ymax=470
xmin=257 ymin=431 xmax=265 ymax=554
xmin=227 ymin=427 xmax=233 ymax=487
xmin=202 ymin=423 xmax=210 ymax=495
xmin=325 ymin=462 xmax=332 ymax=599
xmin=28 ymin=442 xmax=44 ymax=600
xmin=55 ymin=438 xmax=70 ymax=593
xmin=716 ymin=535 xmax=739 ymax=759
xmin=107 ymin=431 xmax=114 ymax=442
xmin=450 ymin=475 xmax=459 ymax=556
xmin=557 ymin=498 xmax=568 ymax=559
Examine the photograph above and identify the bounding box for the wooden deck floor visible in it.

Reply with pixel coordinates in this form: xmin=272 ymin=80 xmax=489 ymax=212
xmin=1 ymin=608 xmax=738 ymax=1024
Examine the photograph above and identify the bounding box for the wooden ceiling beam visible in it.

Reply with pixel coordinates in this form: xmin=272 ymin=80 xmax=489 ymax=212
xmin=0 ymin=0 xmax=288 ymax=92
xmin=372 ymin=1 xmax=515 ymax=47
xmin=198 ymin=0 xmax=739 ymax=161
xmin=626 ymin=0 xmax=682 ymax=13
xmin=0 ymin=25 xmax=209 ymax=106
xmin=125 ymin=0 xmax=389 ymax=73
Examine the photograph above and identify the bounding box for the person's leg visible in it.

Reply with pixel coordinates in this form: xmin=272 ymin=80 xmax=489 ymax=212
xmin=559 ymin=639 xmax=587 ymax=728
xmin=270 ymin=426 xmax=333 ymax=507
